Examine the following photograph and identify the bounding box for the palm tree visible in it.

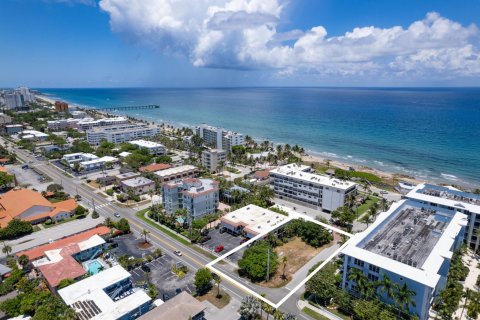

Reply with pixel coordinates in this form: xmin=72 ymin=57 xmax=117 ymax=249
xmin=239 ymin=296 xmax=261 ymax=320
xmin=273 ymin=309 xmax=284 ymax=320
xmin=215 ymin=277 xmax=222 ymax=298
xmin=281 ymin=256 xmax=288 ymax=280
xmin=2 ymin=242 xmax=12 ymax=256
xmin=347 ymin=268 xmax=368 ymax=297
xmin=378 ymin=274 xmax=397 ymax=303
xmin=142 ymin=229 xmax=150 ymax=244
xmin=368 ymin=206 xmax=379 ymax=220
xmin=396 ymin=283 xmax=416 ymax=316
xmin=104 ymin=217 xmax=114 ymax=228
xmin=380 ymin=197 xmax=389 ymax=211
xmin=360 ymin=213 xmax=373 ymax=227
xmin=263 ymin=304 xmax=274 ymax=320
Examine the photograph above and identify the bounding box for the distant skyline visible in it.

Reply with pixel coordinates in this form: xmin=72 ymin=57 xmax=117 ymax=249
xmin=1 ymin=0 xmax=480 ymax=87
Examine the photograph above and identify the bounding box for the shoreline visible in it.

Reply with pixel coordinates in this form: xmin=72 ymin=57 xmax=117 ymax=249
xmin=35 ymin=94 xmax=472 ymax=190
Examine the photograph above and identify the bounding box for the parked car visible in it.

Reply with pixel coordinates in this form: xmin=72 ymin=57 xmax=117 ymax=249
xmin=214 ymin=245 xmax=224 ymax=253
xmin=162 ymin=293 xmax=170 ymax=301
xmin=200 ymin=236 xmax=211 ymax=243
xmin=219 ymin=227 xmax=226 ymax=234
xmin=240 ymin=238 xmax=249 ymax=244
xmin=175 ymin=288 xmax=182 ymax=295
xmin=174 ymin=250 xmax=182 ymax=256
xmin=21 ymin=164 xmax=28 ymax=169
xmin=141 ymin=264 xmax=151 ymax=273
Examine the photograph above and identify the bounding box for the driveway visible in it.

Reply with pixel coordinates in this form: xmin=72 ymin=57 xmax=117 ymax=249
xmin=7 ymin=164 xmax=51 ymax=191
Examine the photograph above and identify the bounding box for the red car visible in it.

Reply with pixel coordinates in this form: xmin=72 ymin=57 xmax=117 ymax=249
xmin=240 ymin=238 xmax=248 ymax=244
xmin=214 ymin=245 xmax=224 ymax=253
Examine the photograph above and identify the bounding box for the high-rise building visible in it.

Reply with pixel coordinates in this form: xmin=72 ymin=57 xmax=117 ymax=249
xmin=54 ymin=100 xmax=69 ymax=112
xmin=269 ymin=163 xmax=357 ymax=212
xmin=17 ymin=87 xmax=35 ymax=102
xmin=341 ymin=199 xmax=467 ymax=320
xmin=196 ymin=124 xmax=245 ymax=151
xmin=201 ymin=148 xmax=227 ymax=172
xmin=86 ymin=123 xmax=161 ymax=145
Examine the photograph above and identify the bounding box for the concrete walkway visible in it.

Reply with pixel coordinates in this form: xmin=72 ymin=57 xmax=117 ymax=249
xmin=452 ymin=249 xmax=480 ymax=320
xmin=297 ymin=300 xmax=344 ymax=320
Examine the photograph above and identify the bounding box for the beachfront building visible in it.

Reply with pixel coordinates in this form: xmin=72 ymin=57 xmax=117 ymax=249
xmin=220 ymin=204 xmax=288 ymax=238
xmin=196 ymin=124 xmax=245 ymax=151
xmin=406 ymin=183 xmax=480 ymax=251
xmin=54 ymin=101 xmax=69 ymax=112
xmin=17 ymin=226 xmax=110 ymax=291
xmin=120 ymin=177 xmax=155 ymax=196
xmin=77 ymin=117 xmax=129 ymax=131
xmin=58 ymin=265 xmax=151 ymax=320
xmin=153 ymin=165 xmax=199 ymax=183
xmin=341 ymin=199 xmax=468 ymax=320
xmin=0 ymin=189 xmax=78 ymax=227
xmin=162 ymin=178 xmax=219 ymax=222
xmin=4 ymin=93 xmax=25 ymax=110
xmin=47 ymin=118 xmax=84 ymax=131
xmin=201 ymin=148 xmax=227 ymax=172
xmin=269 ymin=163 xmax=357 ymax=213
xmin=129 ymin=139 xmax=166 ymax=155
xmin=17 ymin=87 xmax=35 ymax=103
xmin=86 ymin=123 xmax=161 ymax=146
xmin=71 ymin=110 xmax=87 ymax=119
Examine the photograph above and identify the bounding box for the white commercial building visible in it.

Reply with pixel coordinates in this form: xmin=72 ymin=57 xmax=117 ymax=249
xmin=129 ymin=140 xmax=166 ymax=155
xmin=341 ymin=199 xmax=467 ymax=320
xmin=201 ymin=148 xmax=227 ymax=172
xmin=20 ymin=130 xmax=49 ymax=141
xmin=196 ymin=124 xmax=245 ymax=151
xmin=269 ymin=163 xmax=357 ymax=212
xmin=80 ymin=156 xmax=118 ymax=171
xmin=406 ymin=183 xmax=480 ymax=251
xmin=62 ymin=152 xmax=98 ymax=164
xmin=71 ymin=110 xmax=87 ymax=119
xmin=154 ymin=165 xmax=199 ymax=183
xmin=77 ymin=117 xmax=129 ymax=131
xmin=47 ymin=118 xmax=83 ymax=131
xmin=162 ymin=178 xmax=219 ymax=222
xmin=121 ymin=177 xmax=155 ymax=196
xmin=58 ymin=265 xmax=151 ymax=320
xmin=86 ymin=124 xmax=161 ymax=146
xmin=62 ymin=153 xmax=117 ymax=171
xmin=220 ymin=204 xmax=288 ymax=238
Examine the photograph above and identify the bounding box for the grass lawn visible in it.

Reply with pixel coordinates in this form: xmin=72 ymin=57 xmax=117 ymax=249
xmin=356 ymin=195 xmax=380 ymax=218
xmin=226 ymin=167 xmax=241 ymax=174
xmin=302 ymin=307 xmax=329 ymax=320
xmin=135 ymin=209 xmax=219 ymax=261
xmin=196 ymin=289 xmax=231 ymax=309
xmin=43 ymin=215 xmax=85 ymax=228
xmin=257 ymin=237 xmax=333 ymax=288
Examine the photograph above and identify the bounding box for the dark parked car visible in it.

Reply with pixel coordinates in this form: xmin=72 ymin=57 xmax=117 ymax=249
xmin=141 ymin=264 xmax=151 ymax=273
xmin=175 ymin=288 xmax=182 ymax=295
xmin=219 ymin=227 xmax=226 ymax=234
xmin=200 ymin=236 xmax=211 ymax=243
xmin=163 ymin=293 xmax=170 ymax=301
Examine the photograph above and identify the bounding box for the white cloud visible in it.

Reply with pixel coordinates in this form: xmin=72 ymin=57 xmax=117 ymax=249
xmin=97 ymin=0 xmax=480 ymax=78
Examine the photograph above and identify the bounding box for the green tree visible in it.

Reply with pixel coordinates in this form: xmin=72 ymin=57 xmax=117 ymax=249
xmin=239 ymin=296 xmax=261 ymax=320
xmin=0 ymin=219 xmax=33 ymax=240
xmin=0 ymin=172 xmax=13 ymax=190
xmin=305 ymin=262 xmax=337 ymax=306
xmin=378 ymin=274 xmax=397 ymax=303
xmin=46 ymin=183 xmax=63 ymax=193
xmin=116 ymin=218 xmax=130 ymax=233
xmin=57 ymin=278 xmax=75 ymax=289
xmin=214 ymin=276 xmax=222 ymax=298
xmin=194 ymin=268 xmax=213 ymax=295
xmin=353 ymin=299 xmax=382 ymax=320
xmin=91 ymin=211 xmax=99 ymax=219
xmin=238 ymin=241 xmax=278 ymax=282
xmin=142 ymin=229 xmax=150 ymax=244
xmin=331 ymin=206 xmax=355 ymax=228
xmin=396 ymin=283 xmax=416 ymax=315
xmin=347 ymin=268 xmax=368 ymax=297
xmin=75 ymin=205 xmax=87 ymax=217
xmin=2 ymin=242 xmax=12 ymax=256
xmin=17 ymin=255 xmax=29 ymax=268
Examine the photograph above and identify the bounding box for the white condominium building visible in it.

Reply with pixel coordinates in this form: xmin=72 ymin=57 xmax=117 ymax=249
xmin=129 ymin=140 xmax=166 ymax=155
xmin=86 ymin=123 xmax=161 ymax=146
xmin=341 ymin=199 xmax=467 ymax=320
xmin=77 ymin=117 xmax=129 ymax=131
xmin=269 ymin=163 xmax=357 ymax=212
xmin=162 ymin=178 xmax=219 ymax=222
xmin=5 ymin=93 xmax=24 ymax=109
xmin=201 ymin=148 xmax=227 ymax=172
xmin=18 ymin=87 xmax=35 ymax=102
xmin=406 ymin=183 xmax=480 ymax=251
xmin=196 ymin=124 xmax=245 ymax=151
xmin=153 ymin=165 xmax=199 ymax=183
xmin=47 ymin=118 xmax=84 ymax=131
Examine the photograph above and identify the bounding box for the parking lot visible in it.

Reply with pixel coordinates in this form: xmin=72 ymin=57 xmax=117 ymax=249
xmin=109 ymin=234 xmax=196 ymax=300
xmin=199 ymin=228 xmax=246 ymax=262
xmin=7 ymin=164 xmax=51 ymax=191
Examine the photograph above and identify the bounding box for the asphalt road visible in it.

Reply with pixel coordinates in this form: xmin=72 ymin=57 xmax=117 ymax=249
xmin=2 ymin=138 xmax=307 ymax=318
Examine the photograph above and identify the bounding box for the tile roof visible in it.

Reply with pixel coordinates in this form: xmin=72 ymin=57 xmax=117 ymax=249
xmin=17 ymin=226 xmax=111 ymax=260
xmin=139 ymin=163 xmax=172 ymax=173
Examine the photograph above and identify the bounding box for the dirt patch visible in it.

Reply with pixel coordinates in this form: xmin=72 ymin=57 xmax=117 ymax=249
xmin=256 ymin=237 xmax=332 ymax=288
xmin=196 ymin=289 xmax=231 ymax=309
xmin=137 ymin=241 xmax=153 ymax=250
xmin=87 ymin=181 xmax=101 ymax=189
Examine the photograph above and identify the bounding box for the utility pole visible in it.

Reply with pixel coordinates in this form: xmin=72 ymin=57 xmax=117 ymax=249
xmin=266 ymin=246 xmax=270 ymax=282
xmin=92 ymin=197 xmax=96 ymax=212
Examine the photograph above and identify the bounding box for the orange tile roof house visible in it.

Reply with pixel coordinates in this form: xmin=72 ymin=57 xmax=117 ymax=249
xmin=0 ymin=189 xmax=78 ymax=227
xmin=17 ymin=226 xmax=111 ymax=290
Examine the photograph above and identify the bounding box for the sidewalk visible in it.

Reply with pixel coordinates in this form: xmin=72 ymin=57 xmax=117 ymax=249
xmin=297 ymin=300 xmax=343 ymax=320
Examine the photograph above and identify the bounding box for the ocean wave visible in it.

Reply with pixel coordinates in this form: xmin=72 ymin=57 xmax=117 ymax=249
xmin=441 ymin=173 xmax=458 ymax=180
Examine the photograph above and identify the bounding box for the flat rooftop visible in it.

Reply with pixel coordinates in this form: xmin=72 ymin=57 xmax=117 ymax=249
xmin=154 ymin=165 xmax=198 ymax=177
xmin=407 ymin=183 xmax=480 ymax=214
xmin=270 ymin=163 xmax=356 ymax=190
xmin=221 ymin=204 xmax=288 ymax=236
xmin=88 ymin=123 xmax=158 ymax=133
xmin=122 ymin=177 xmax=154 ymax=187
xmin=360 ymin=204 xmax=449 ymax=268
xmin=130 ymin=140 xmax=164 ymax=148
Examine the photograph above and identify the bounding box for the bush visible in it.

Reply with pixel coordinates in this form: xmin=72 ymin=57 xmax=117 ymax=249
xmin=106 ymin=189 xmax=114 ymax=196
xmin=116 ymin=218 xmax=130 ymax=233
xmin=0 ymin=219 xmax=33 ymax=240
xmin=116 ymin=194 xmax=126 ymax=202
xmin=44 ymin=219 xmax=52 ymax=226
xmin=92 ymin=211 xmax=99 ymax=219
xmin=57 ymin=278 xmax=75 ymax=289
xmin=238 ymin=241 xmax=278 ymax=282
xmin=75 ymin=205 xmax=87 ymax=217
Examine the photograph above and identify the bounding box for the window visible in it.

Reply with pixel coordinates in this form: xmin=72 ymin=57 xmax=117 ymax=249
xmin=367 ymin=273 xmax=378 ymax=282
xmin=354 ymin=259 xmax=364 ymax=267
xmin=369 ymin=264 xmax=380 ymax=273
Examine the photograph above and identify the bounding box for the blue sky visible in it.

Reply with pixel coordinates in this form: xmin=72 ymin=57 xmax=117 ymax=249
xmin=0 ymin=0 xmax=479 ymax=87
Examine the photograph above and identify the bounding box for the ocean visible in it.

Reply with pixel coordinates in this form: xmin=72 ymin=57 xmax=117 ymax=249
xmin=39 ymin=87 xmax=480 ymax=188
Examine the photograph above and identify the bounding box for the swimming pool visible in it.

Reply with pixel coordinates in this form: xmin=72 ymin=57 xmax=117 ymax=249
xmin=86 ymin=260 xmax=104 ymax=275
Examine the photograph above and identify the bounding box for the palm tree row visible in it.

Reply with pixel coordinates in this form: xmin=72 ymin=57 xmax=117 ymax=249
xmin=347 ymin=269 xmax=416 ymax=318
